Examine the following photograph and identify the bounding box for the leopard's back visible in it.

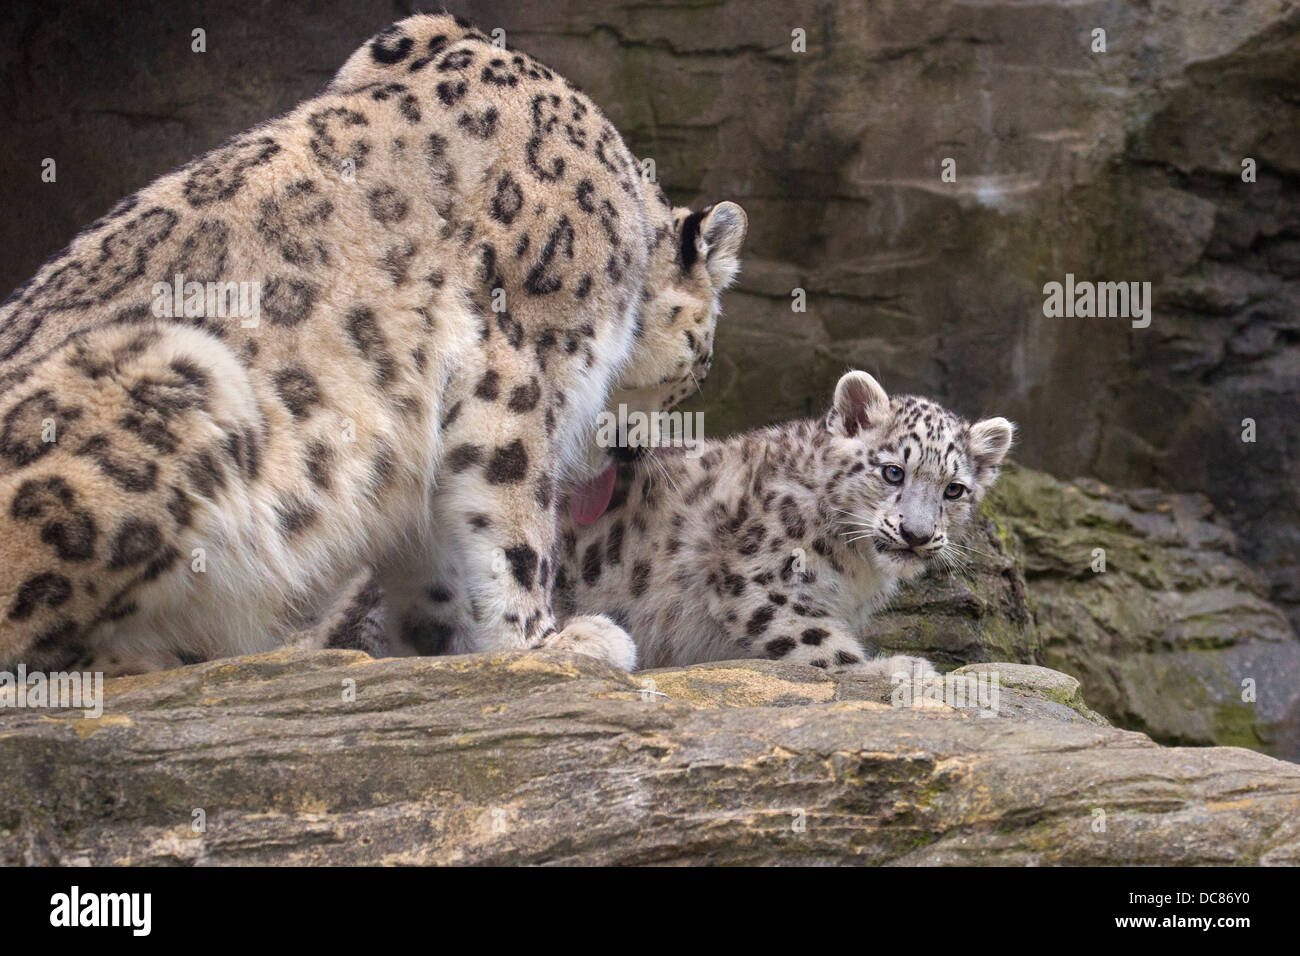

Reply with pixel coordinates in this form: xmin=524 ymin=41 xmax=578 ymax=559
xmin=0 ymin=13 xmax=659 ymax=671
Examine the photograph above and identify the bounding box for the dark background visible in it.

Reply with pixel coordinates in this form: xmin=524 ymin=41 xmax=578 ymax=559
xmin=3 ymin=0 xmax=1298 ymax=630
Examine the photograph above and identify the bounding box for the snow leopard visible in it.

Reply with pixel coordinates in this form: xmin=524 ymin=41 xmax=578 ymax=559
xmin=0 ymin=13 xmax=747 ymax=675
xmin=553 ymin=370 xmax=1015 ymax=675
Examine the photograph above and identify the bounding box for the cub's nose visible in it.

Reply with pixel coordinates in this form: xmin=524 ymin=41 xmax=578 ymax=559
xmin=899 ymin=522 xmax=934 ymax=547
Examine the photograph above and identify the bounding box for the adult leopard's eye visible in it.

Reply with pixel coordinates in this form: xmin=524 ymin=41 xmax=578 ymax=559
xmin=882 ymin=464 xmax=905 ymax=484
xmin=944 ymin=482 xmax=966 ymax=499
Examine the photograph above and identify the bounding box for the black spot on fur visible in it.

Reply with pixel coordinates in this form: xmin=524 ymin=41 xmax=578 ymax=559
xmin=506 ymin=377 xmax=541 ymax=412
xmin=184 ymin=449 xmax=226 ymax=498
xmin=305 ymin=441 xmax=333 ymax=490
xmin=630 ymin=560 xmax=651 ymax=597
xmin=273 ymin=365 xmax=321 ymax=420
xmin=368 ymin=185 xmax=410 ymax=224
xmin=0 ymin=390 xmax=80 ymax=467
xmin=381 ymin=239 xmax=417 ymax=285
xmin=436 ymin=79 xmax=469 ymax=106
xmin=605 ymin=520 xmax=624 ymax=566
xmin=425 ymin=133 xmax=457 ymax=194
xmin=582 ymin=543 xmax=602 ymax=585
xmin=76 ymin=434 xmax=157 ymax=492
xmin=524 ymin=215 xmax=574 ymax=295
xmin=496 ymin=312 xmax=524 ymax=349
xmin=765 ymin=636 xmax=796 ymax=658
xmin=485 ymin=440 xmax=528 ymax=484
xmin=746 ymin=605 xmax=775 ymax=637
xmin=490 ymin=173 xmax=524 ymax=224
xmin=446 ymin=443 xmax=484 ymax=473
xmin=345 ymin=307 xmax=395 ymax=386
xmin=8 ymin=571 xmax=72 ymax=621
xmin=275 ymin=495 xmax=319 ymax=537
xmin=437 ymin=49 xmax=474 ymax=72
xmin=779 ymin=496 xmax=806 ymax=539
xmin=408 ymin=34 xmax=450 ymax=72
xmin=167 ymin=485 xmax=193 ymax=527
xmin=505 ymin=544 xmax=539 ymax=589
xmin=458 ymin=106 xmax=499 ymax=138
xmin=370 ymin=26 xmax=413 ymax=64
xmin=108 ymin=517 xmax=162 ymax=569
xmin=184 ymin=137 xmax=281 ymax=207
xmin=261 ymin=276 xmax=318 ymax=326
xmin=474 ymin=370 xmax=501 ymax=401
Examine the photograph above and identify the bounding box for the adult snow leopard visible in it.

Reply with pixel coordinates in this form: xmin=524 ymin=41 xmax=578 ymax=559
xmin=0 ymin=13 xmax=747 ymax=674
xmin=554 ymin=370 xmax=1014 ymax=675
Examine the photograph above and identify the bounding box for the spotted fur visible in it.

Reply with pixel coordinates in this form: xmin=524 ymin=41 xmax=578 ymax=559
xmin=553 ymin=371 xmax=1015 ymax=676
xmin=0 ymin=14 xmax=746 ymax=674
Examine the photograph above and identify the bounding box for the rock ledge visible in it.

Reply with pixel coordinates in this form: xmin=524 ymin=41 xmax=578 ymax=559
xmin=2 ymin=649 xmax=1297 ymax=865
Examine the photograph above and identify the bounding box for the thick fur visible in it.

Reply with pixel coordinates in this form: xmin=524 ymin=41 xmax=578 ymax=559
xmin=552 ymin=371 xmax=1015 ymax=677
xmin=0 ymin=14 xmax=746 ymax=675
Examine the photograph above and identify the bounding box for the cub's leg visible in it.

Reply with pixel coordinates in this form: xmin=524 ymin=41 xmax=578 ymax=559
xmin=739 ymin=607 xmax=936 ymax=680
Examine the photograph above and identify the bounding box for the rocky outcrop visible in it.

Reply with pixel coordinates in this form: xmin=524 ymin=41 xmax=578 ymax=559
xmin=3 ymin=648 xmax=1298 ymax=866
xmin=867 ymin=464 xmax=1300 ymax=760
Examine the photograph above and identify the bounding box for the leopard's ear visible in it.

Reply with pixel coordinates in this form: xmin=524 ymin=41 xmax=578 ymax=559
xmin=969 ymin=417 xmax=1015 ymax=480
xmin=829 ymin=370 xmax=889 ymax=438
xmin=680 ymin=202 xmax=747 ymax=290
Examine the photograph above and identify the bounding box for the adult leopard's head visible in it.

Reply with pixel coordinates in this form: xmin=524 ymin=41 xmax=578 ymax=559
xmin=570 ymin=195 xmax=747 ymax=525
xmin=822 ymin=370 xmax=1015 ymax=579
xmin=616 ymin=198 xmax=747 ymax=413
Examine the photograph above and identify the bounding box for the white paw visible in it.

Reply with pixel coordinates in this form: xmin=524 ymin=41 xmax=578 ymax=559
xmin=543 ymin=615 xmax=638 ymax=671
xmin=839 ymin=654 xmax=938 ymax=681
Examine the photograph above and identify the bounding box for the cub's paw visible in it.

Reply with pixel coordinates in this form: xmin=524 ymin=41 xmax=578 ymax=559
xmin=838 ymin=654 xmax=938 ymax=681
xmin=542 ymin=615 xmax=638 ymax=671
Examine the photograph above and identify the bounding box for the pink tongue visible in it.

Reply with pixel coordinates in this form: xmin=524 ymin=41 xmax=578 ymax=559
xmin=570 ymin=460 xmax=618 ymax=526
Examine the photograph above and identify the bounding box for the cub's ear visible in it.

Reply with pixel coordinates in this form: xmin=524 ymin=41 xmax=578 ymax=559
xmin=829 ymin=370 xmax=889 ymax=437
xmin=681 ymin=201 xmax=747 ymax=290
xmin=969 ymin=417 xmax=1015 ymax=478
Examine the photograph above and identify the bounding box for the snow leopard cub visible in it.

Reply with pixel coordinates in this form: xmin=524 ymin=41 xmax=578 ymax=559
xmin=553 ymin=370 xmax=1015 ymax=676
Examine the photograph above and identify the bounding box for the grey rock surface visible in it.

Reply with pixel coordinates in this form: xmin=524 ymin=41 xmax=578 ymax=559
xmin=3 ymin=648 xmax=1298 ymax=865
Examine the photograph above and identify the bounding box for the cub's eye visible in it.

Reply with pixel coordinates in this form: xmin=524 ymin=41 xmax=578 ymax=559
xmin=882 ymin=465 xmax=905 ymax=484
xmin=944 ymin=482 xmax=967 ymax=500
